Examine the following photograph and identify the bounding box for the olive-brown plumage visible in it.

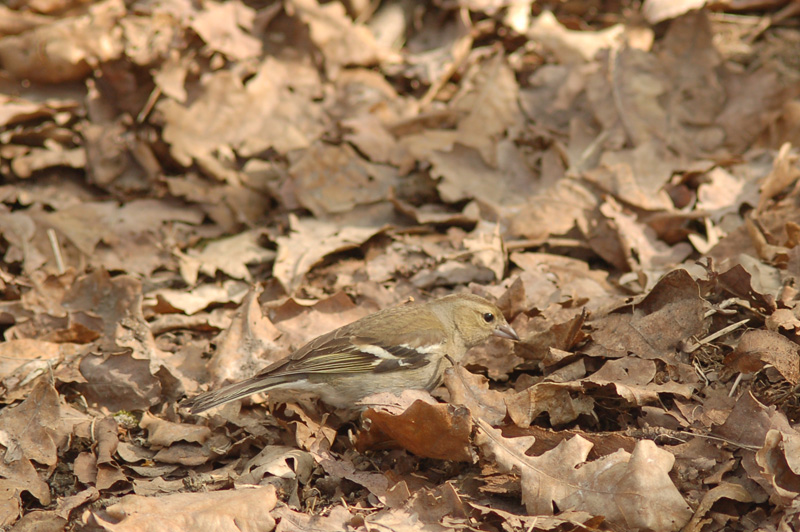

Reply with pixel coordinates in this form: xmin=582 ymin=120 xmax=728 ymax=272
xmin=183 ymin=293 xmax=519 ymax=413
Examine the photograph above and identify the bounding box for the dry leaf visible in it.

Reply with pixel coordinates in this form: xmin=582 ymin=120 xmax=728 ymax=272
xmin=444 ymin=365 xmax=507 ymax=426
xmin=754 ymin=429 xmax=800 ymax=506
xmin=2 ymin=0 xmax=800 ymax=528
xmin=140 ymin=411 xmax=211 ymax=448
xmin=585 ymin=268 xmax=706 ymax=361
xmin=93 ymin=485 xmax=277 ymax=532
xmin=179 ymin=229 xmax=275 ymax=285
xmin=190 ymin=0 xmax=261 ymax=61
xmin=274 ymin=214 xmax=383 ymax=292
xmin=725 ymin=329 xmax=800 ymax=385
xmin=360 ymin=396 xmax=475 ymax=462
xmin=476 ymin=420 xmax=692 ymax=530
xmin=0 ymin=0 xmax=125 ymax=82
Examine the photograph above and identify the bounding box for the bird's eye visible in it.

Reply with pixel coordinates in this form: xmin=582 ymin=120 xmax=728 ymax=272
xmin=483 ymin=312 xmax=495 ymax=323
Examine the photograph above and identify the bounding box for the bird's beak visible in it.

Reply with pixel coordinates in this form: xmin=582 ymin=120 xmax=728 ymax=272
xmin=493 ymin=323 xmax=520 ymax=341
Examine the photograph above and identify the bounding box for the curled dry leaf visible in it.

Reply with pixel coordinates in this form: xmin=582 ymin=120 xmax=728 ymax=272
xmin=443 ymin=365 xmax=507 ymax=426
xmin=766 ymin=308 xmax=800 ymax=335
xmin=506 ymin=381 xmax=595 ymax=427
xmin=507 ymin=356 xmax=696 ymax=428
xmin=758 ymin=142 xmax=800 ymax=213
xmin=94 ymin=416 xmax=120 ymax=466
xmin=274 ymin=214 xmax=383 ymax=292
xmin=178 ymin=229 xmax=275 ymax=285
xmin=475 ymin=419 xmax=692 ymax=531
xmin=512 ymin=306 xmax=586 ymax=362
xmin=713 ymin=392 xmax=794 ymax=449
xmin=360 ymin=507 xmax=452 ymax=532
xmin=270 ymin=291 xmax=368 ymax=351
xmin=509 ymin=252 xmax=617 ymax=312
xmin=151 ymin=437 xmax=229 ymax=467
xmin=600 ymin=197 xmax=694 ymax=282
xmin=642 ymin=0 xmax=707 ymax=25
xmin=358 ymin=392 xmax=475 ymax=462
xmin=71 ymin=416 xmax=126 ymax=491
xmin=287 ymin=0 xmax=390 ymax=76
xmin=206 ymin=288 xmax=283 ymax=386
xmin=115 ymin=442 xmax=155 ymax=465
xmin=189 ymin=0 xmax=262 ymax=61
xmin=682 ymin=483 xmax=753 ymax=532
xmin=725 ymin=329 xmax=800 ymax=385
xmin=754 ymin=429 xmax=800 ymax=506
xmin=0 ymin=452 xmax=51 ymax=509
xmin=463 ymin=221 xmax=506 ymax=282
xmin=139 ymin=412 xmax=211 ymax=448
xmin=0 ymin=380 xmax=98 ymax=507
xmin=559 ymin=440 xmax=692 ymax=531
xmin=0 ymin=0 xmax=125 ymax=83
xmin=56 ymin=487 xmax=101 ymax=522
xmin=452 ymin=54 xmax=520 ymax=166
xmin=237 ymin=445 xmax=314 ymax=486
xmin=464 ymin=330 xmax=526 ymax=382
xmin=506 ymin=180 xmax=597 ymax=244
xmin=11 ymin=146 xmax=86 ymax=179
xmin=152 ymin=281 xmax=250 ymax=315
xmin=583 ymin=357 xmax=698 ymax=402
xmin=0 ymin=339 xmax=72 ymax=402
xmin=74 ymin=452 xmax=98 ymax=486
xmin=0 ymin=380 xmax=63 ymax=468
xmin=716 ymin=262 xmax=778 ymax=313
xmin=528 ymin=10 xmax=625 ymax=64
xmin=411 ymin=259 xmax=495 ymax=289
xmin=430 ymin=145 xmax=528 ymax=208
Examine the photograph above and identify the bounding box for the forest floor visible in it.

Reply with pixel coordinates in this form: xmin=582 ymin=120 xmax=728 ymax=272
xmin=1 ymin=0 xmax=800 ymax=530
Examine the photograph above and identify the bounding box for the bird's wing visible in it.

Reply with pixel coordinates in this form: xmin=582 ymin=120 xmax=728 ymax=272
xmin=255 ymin=326 xmax=448 ymax=377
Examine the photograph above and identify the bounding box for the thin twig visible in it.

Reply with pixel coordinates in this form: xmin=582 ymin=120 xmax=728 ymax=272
xmin=684 ymin=318 xmax=750 ymax=354
xmin=703 ymin=298 xmax=738 ymax=318
xmin=677 ymin=430 xmax=761 ymax=451
xmin=47 ymin=228 xmax=65 ymax=274
xmin=729 ymin=372 xmax=745 ymax=398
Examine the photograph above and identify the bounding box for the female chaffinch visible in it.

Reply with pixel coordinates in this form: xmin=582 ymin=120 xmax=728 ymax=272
xmin=183 ymin=293 xmax=519 ymax=413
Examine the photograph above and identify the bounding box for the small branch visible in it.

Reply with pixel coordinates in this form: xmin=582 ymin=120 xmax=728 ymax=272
xmin=47 ymin=228 xmax=65 ymax=274
xmin=703 ymin=298 xmax=739 ymax=318
xmin=728 ymin=372 xmax=745 ymax=398
xmin=684 ymin=318 xmax=750 ymax=354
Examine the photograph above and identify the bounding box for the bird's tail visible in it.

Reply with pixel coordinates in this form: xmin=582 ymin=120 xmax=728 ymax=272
xmin=181 ymin=375 xmax=287 ymax=414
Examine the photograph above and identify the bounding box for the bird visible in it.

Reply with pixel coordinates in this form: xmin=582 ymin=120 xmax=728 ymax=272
xmin=183 ymin=293 xmax=519 ymax=414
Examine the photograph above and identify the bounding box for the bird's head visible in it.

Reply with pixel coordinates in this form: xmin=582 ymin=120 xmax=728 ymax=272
xmin=432 ymin=293 xmax=520 ymax=348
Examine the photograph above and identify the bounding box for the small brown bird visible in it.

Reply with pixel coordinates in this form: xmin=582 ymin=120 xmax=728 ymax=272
xmin=183 ymin=293 xmax=519 ymax=413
